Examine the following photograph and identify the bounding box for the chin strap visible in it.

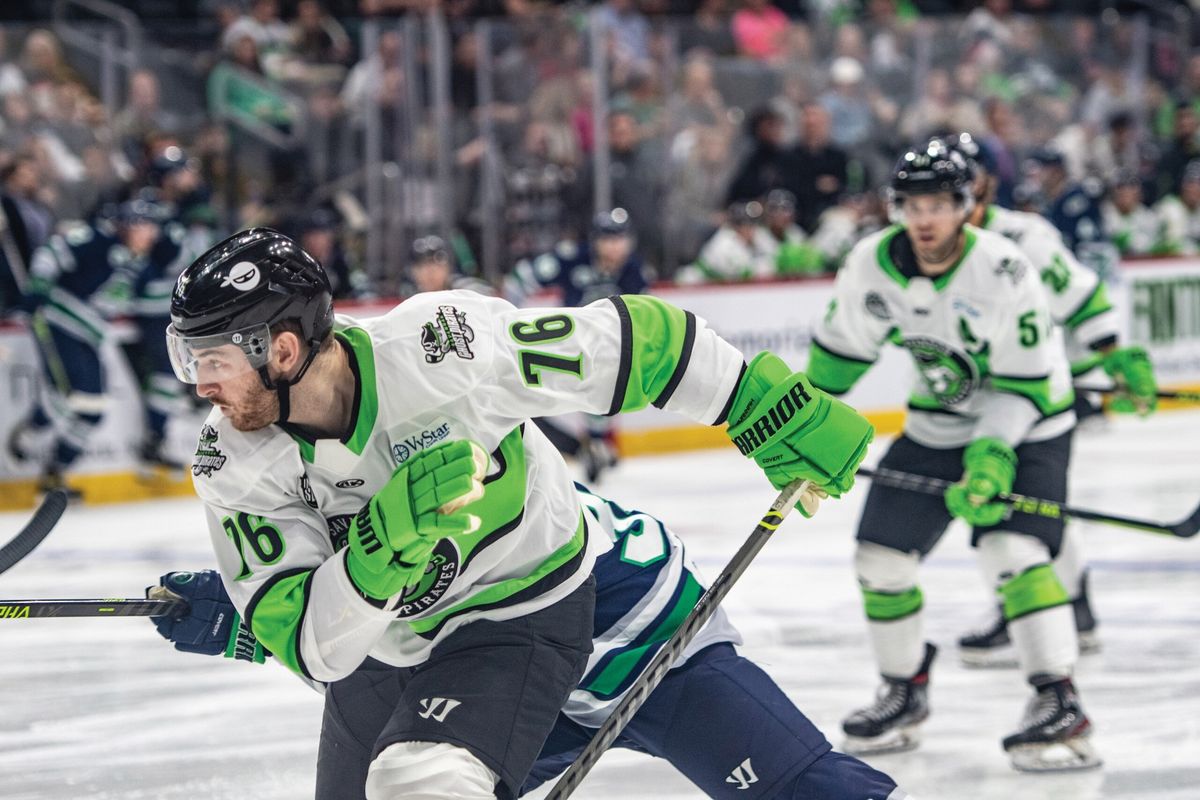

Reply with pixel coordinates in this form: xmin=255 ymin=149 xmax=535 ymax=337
xmin=258 ymin=337 xmax=324 ymax=426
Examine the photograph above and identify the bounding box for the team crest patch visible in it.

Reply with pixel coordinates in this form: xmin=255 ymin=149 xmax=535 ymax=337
xmin=326 ymin=514 xmax=353 ymax=551
xmin=864 ymin=291 xmax=891 ymax=321
xmin=421 ymin=305 xmax=475 ymax=364
xmin=904 ymin=336 xmax=980 ymax=406
xmin=395 ymin=538 xmax=461 ymax=618
xmin=192 ymin=425 xmax=228 ymax=477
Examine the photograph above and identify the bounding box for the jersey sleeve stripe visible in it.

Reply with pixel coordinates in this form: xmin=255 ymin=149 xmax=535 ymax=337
xmin=244 ymin=567 xmax=317 ymax=680
xmin=713 ymin=362 xmax=746 ymax=426
xmin=651 ymin=310 xmax=696 ymax=409
xmin=1063 ymin=282 xmax=1114 ymax=330
xmin=606 ymin=295 xmax=634 ymax=416
xmin=807 ymin=338 xmax=876 ymax=395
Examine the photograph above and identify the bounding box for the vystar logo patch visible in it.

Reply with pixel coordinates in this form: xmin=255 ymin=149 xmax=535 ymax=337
xmin=392 ymin=422 xmax=451 ymax=464
xmin=221 ymin=261 xmax=260 ymax=292
xmin=192 ymin=425 xmax=227 ymax=477
xmin=420 ymin=305 xmax=475 ymax=364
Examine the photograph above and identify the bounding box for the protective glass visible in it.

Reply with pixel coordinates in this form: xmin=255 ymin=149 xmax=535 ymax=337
xmin=165 ymin=323 xmax=272 ymax=384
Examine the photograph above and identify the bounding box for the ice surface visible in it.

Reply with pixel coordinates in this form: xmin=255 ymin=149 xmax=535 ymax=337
xmin=1 ymin=412 xmax=1197 ymax=799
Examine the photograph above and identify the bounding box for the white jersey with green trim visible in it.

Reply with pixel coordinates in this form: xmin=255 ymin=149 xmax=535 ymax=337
xmin=1154 ymin=194 xmax=1200 ymax=255
xmin=979 ymin=205 xmax=1119 ymax=368
xmin=810 ymin=224 xmax=1075 ymax=449
xmin=192 ymin=290 xmax=745 ymax=682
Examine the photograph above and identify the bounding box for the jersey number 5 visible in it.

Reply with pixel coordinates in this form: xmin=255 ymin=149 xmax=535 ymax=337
xmin=222 ymin=513 xmax=285 ymax=580
xmin=510 ymin=314 xmax=584 ymax=387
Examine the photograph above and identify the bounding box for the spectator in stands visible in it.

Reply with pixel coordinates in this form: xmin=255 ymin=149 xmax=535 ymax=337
xmin=290 ymin=0 xmax=352 ymax=68
xmin=819 ymin=57 xmax=874 ymax=151
xmin=296 ymin=208 xmax=368 ymax=298
xmin=1080 ymin=57 xmax=1135 ymax=134
xmin=1155 ymin=101 xmax=1200 ymax=200
xmin=1103 ymin=170 xmax=1167 ymax=257
xmin=731 ymin=0 xmax=789 ymax=62
xmin=1087 ymin=110 xmax=1152 ymax=192
xmin=340 ymin=29 xmax=405 ymax=146
xmin=113 ymin=70 xmax=183 ymax=159
xmin=221 ymin=0 xmax=292 ymax=72
xmin=678 ymin=0 xmax=737 ymax=58
xmin=0 ymin=26 xmax=28 ymax=98
xmin=981 ymin=96 xmax=1020 ymax=208
xmin=18 ymin=29 xmax=77 ymax=86
xmin=1156 ymin=160 xmax=1200 ymax=256
xmin=686 ymin=199 xmax=776 ymax=282
xmin=899 ymin=68 xmax=986 ymax=144
xmin=1 ymin=155 xmax=54 ymax=250
xmin=607 ymin=109 xmax=667 ymax=267
xmin=669 ymin=55 xmax=728 ymax=132
xmin=665 ymin=124 xmax=733 ymax=269
xmin=792 ymin=103 xmax=848 ymax=233
xmin=726 ymin=106 xmax=793 ymax=206
xmin=611 ymin=61 xmax=666 ymax=142
xmin=597 ymin=0 xmax=651 ymax=69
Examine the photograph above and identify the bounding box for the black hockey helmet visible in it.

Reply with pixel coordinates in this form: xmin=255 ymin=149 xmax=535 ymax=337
xmin=167 ymin=227 xmax=333 ymax=389
xmin=888 ymin=141 xmax=973 ymax=218
xmin=936 ymin=132 xmax=996 ymax=179
xmin=591 ymin=207 xmax=631 ymax=238
xmin=765 ymin=188 xmax=796 ymax=213
xmin=410 ymin=234 xmax=451 ymax=264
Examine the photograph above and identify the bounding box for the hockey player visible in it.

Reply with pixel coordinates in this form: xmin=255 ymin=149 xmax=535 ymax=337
xmin=684 ymin=200 xmax=777 ymax=282
xmin=1155 ymin=159 xmax=1200 ymax=254
xmin=9 ymin=196 xmax=165 ymax=493
xmin=1102 ymin=171 xmax=1169 ymax=257
xmin=944 ymin=132 xmax=1158 ymax=666
xmin=506 ymin=210 xmax=649 ymax=483
xmin=165 ymin=227 xmax=877 ymax=799
xmin=807 ymin=142 xmax=1099 ymax=772
xmin=126 ymin=188 xmax=218 ymax=469
xmin=1028 ymin=147 xmax=1120 ymax=280
xmin=401 ymin=234 xmax=493 ymax=298
xmin=151 ymin=483 xmax=910 ymax=800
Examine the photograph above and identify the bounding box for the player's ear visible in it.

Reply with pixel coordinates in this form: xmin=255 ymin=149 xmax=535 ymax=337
xmin=273 ymin=330 xmax=304 ymax=375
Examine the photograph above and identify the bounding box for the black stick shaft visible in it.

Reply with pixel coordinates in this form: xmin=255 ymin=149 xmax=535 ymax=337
xmin=0 ymin=598 xmax=188 ymax=619
xmin=859 ymin=466 xmax=1199 ymax=538
xmin=545 ymin=479 xmax=810 ymax=800
xmin=1075 ymin=385 xmax=1200 ymax=404
xmin=0 ymin=490 xmax=69 ymax=576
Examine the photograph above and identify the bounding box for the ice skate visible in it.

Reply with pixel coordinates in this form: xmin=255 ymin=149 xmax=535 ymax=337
xmin=1003 ymin=674 xmax=1101 ymax=772
xmin=958 ymin=607 xmax=1019 ymax=668
xmin=842 ymin=643 xmax=935 ymax=755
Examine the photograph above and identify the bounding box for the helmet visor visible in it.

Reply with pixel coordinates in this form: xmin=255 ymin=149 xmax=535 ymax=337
xmin=166 ymin=323 xmax=272 ymax=384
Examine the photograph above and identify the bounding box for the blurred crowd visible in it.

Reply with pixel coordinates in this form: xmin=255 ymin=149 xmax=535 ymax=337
xmin=2 ymin=0 xmax=1200 ymax=307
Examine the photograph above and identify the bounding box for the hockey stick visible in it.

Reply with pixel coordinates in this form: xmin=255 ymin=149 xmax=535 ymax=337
xmin=544 ymin=479 xmax=813 ymax=800
xmin=0 ymin=596 xmax=187 ymax=619
xmin=0 ymin=490 xmax=69 ymax=576
xmin=858 ymin=466 xmax=1200 ymax=539
xmin=1074 ymin=384 xmax=1200 ymax=404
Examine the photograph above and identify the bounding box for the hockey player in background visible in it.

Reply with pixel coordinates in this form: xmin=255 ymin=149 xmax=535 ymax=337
xmin=400 ymin=233 xmax=492 ymax=298
xmin=507 ymin=209 xmax=649 ymax=483
xmin=682 ymin=200 xmax=777 ymax=283
xmin=1155 ymin=159 xmax=1200 ymax=254
xmin=1028 ymin=147 xmax=1120 ymax=281
xmin=161 ymin=227 xmax=897 ymax=799
xmin=943 ymin=132 xmax=1158 ymax=667
xmin=806 ymin=142 xmax=1099 ymax=772
xmin=8 ymin=196 xmax=166 ymax=493
xmin=150 ymin=484 xmax=910 ymax=800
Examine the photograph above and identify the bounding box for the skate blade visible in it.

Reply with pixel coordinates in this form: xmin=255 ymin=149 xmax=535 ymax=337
xmin=1008 ymin=737 xmax=1103 ymax=773
xmin=959 ymin=646 xmax=1019 ymax=669
xmin=842 ymin=726 xmax=921 ymax=756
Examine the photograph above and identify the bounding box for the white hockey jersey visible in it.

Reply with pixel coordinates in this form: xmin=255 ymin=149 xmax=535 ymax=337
xmin=979 ymin=205 xmax=1120 ymax=374
xmin=808 ymin=224 xmax=1075 ymax=449
xmin=192 ymin=290 xmax=745 ymax=682
xmin=1155 ymin=194 xmax=1200 ymax=255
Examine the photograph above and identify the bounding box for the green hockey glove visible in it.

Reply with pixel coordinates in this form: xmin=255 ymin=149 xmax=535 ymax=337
xmin=346 ymin=439 xmax=488 ymax=600
xmin=726 ymin=351 xmax=874 ymax=515
xmin=1103 ymin=346 xmax=1157 ymax=416
xmin=944 ymin=437 xmax=1016 ymax=527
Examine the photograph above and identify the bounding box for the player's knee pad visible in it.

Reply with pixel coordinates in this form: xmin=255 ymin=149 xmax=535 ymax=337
xmin=855 ymin=541 xmax=922 ymax=622
xmin=977 ymin=532 xmax=1068 ymax=622
xmin=365 ymin=741 xmax=497 ymax=800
